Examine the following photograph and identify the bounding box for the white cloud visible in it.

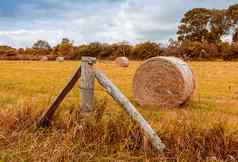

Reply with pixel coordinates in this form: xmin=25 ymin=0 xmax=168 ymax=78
xmin=0 ymin=0 xmax=237 ymax=48
xmin=0 ymin=29 xmax=64 ymax=48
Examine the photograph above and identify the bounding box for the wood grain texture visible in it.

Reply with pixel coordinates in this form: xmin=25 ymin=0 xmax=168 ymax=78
xmin=80 ymin=57 xmax=96 ymax=113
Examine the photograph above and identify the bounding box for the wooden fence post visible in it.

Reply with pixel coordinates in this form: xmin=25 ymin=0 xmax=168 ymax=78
xmin=80 ymin=57 xmax=96 ymax=113
xmin=95 ymin=69 xmax=165 ymax=151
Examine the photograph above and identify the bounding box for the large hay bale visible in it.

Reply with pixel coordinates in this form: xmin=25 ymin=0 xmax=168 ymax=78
xmin=40 ymin=56 xmax=48 ymax=61
xmin=133 ymin=56 xmax=195 ymax=107
xmin=56 ymin=56 xmax=64 ymax=62
xmin=115 ymin=57 xmax=129 ymax=67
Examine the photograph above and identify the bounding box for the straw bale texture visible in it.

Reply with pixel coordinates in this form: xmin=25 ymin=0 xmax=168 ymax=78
xmin=133 ymin=56 xmax=195 ymax=107
xmin=115 ymin=57 xmax=129 ymax=67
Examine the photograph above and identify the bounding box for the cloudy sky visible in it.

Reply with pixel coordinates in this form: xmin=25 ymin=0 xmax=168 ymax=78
xmin=0 ymin=0 xmax=237 ymax=48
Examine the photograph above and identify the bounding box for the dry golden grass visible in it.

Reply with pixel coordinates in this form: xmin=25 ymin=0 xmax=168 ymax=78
xmin=0 ymin=61 xmax=237 ymax=162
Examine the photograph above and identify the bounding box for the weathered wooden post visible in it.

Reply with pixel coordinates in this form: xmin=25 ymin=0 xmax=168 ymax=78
xmin=80 ymin=57 xmax=96 ymax=113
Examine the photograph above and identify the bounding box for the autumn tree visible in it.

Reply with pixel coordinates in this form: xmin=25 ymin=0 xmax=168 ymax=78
xmin=131 ymin=42 xmax=161 ymax=60
xmin=32 ymin=40 xmax=51 ymax=49
xmin=177 ymin=8 xmax=212 ymax=42
xmin=207 ymin=9 xmax=230 ymax=43
xmin=226 ymin=4 xmax=238 ymax=42
xmin=177 ymin=8 xmax=231 ymax=43
xmin=161 ymin=39 xmax=183 ymax=58
xmin=72 ymin=42 xmax=133 ymax=60
xmin=233 ymin=28 xmax=238 ymax=42
xmin=53 ymin=38 xmax=74 ymax=56
xmin=111 ymin=42 xmax=132 ymax=59
xmin=61 ymin=38 xmax=71 ymax=44
xmin=72 ymin=42 xmax=105 ymax=59
xmin=226 ymin=4 xmax=238 ymax=27
xmin=177 ymin=4 xmax=238 ymax=43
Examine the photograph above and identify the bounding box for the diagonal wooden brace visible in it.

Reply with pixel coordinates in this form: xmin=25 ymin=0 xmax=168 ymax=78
xmin=95 ymin=69 xmax=165 ymax=152
xmin=37 ymin=65 xmax=81 ymax=127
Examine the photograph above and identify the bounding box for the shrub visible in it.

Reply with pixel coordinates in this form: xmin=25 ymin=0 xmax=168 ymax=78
xmin=222 ymin=42 xmax=238 ymax=60
xmin=131 ymin=42 xmax=161 ymax=60
xmin=0 ymin=46 xmax=18 ymax=56
xmin=2 ymin=40 xmax=238 ymax=61
xmin=217 ymin=42 xmax=232 ymax=60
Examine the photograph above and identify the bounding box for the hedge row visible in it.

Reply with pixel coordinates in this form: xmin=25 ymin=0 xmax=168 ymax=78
xmin=0 ymin=41 xmax=238 ymax=61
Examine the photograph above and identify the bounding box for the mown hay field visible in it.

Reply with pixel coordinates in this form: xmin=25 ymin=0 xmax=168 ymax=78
xmin=0 ymin=61 xmax=238 ymax=162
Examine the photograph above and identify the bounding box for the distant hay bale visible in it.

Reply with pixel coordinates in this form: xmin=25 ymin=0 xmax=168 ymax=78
xmin=40 ymin=56 xmax=48 ymax=61
xmin=56 ymin=56 xmax=64 ymax=62
xmin=133 ymin=56 xmax=195 ymax=108
xmin=115 ymin=57 xmax=129 ymax=67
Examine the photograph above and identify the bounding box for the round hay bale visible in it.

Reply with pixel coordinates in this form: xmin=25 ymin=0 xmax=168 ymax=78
xmin=40 ymin=56 xmax=48 ymax=61
xmin=115 ymin=57 xmax=129 ymax=67
xmin=56 ymin=56 xmax=64 ymax=62
xmin=133 ymin=56 xmax=195 ymax=108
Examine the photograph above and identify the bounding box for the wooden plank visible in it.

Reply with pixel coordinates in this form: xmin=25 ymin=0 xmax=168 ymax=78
xmin=95 ymin=69 xmax=166 ymax=151
xmin=37 ymin=65 xmax=81 ymax=127
xmin=80 ymin=57 xmax=96 ymax=113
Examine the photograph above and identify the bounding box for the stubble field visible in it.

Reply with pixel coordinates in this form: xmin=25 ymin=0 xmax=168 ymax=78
xmin=0 ymin=61 xmax=237 ymax=162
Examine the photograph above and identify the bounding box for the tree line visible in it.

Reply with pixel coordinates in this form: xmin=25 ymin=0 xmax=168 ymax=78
xmin=0 ymin=3 xmax=238 ymax=61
